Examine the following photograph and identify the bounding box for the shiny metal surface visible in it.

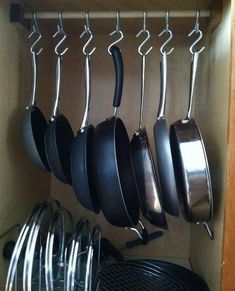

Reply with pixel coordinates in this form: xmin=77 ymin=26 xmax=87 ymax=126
xmin=157 ymin=52 xmax=167 ymax=119
xmin=136 ymin=10 xmax=152 ymax=131
xmin=185 ymin=52 xmax=199 ymax=120
xmin=170 ymin=12 xmax=213 ymax=238
xmin=27 ymin=13 xmax=43 ymax=108
xmin=66 ymin=219 xmax=91 ymax=291
xmin=170 ymin=119 xmax=213 ymax=224
xmin=85 ymin=226 xmax=101 ymax=291
xmin=154 ymin=22 xmax=178 ymax=217
xmin=80 ymin=11 xmax=96 ymax=131
xmin=80 ymin=54 xmax=91 ymax=130
xmin=45 ymin=207 xmax=74 ymax=291
xmin=131 ymin=129 xmax=167 ymax=228
xmin=131 ymin=19 xmax=167 ymax=228
xmin=23 ymin=200 xmax=59 ymax=291
xmin=5 ymin=203 xmax=43 ymax=291
xmin=52 ymin=13 xmax=68 ymax=119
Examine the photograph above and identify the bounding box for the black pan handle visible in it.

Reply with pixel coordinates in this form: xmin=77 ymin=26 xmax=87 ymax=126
xmin=125 ymin=231 xmax=164 ymax=249
xmin=110 ymin=45 xmax=124 ymax=109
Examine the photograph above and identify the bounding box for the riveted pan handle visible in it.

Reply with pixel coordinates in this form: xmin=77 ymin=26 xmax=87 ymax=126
xmin=110 ymin=45 xmax=124 ymax=116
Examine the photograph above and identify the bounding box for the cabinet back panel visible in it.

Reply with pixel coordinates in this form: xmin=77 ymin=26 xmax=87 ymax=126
xmin=50 ymin=34 xmax=194 ymax=258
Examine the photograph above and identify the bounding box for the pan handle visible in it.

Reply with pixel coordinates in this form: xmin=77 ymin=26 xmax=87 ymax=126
xmin=52 ymin=55 xmax=62 ymax=119
xmin=110 ymin=45 xmax=124 ymax=116
xmin=157 ymin=51 xmax=167 ymax=119
xmin=125 ymin=220 xmax=149 ymax=245
xmin=185 ymin=51 xmax=199 ymax=120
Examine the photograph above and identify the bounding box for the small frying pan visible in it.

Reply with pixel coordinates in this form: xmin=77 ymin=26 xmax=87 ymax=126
xmin=22 ymin=16 xmax=50 ymax=172
xmin=153 ymin=25 xmax=179 ymax=217
xmin=170 ymin=36 xmax=213 ymax=238
xmin=93 ymin=45 xmax=140 ymax=228
xmin=45 ymin=20 xmax=74 ymax=184
xmin=130 ymin=26 xmax=167 ymax=229
xmin=71 ymin=26 xmax=99 ymax=213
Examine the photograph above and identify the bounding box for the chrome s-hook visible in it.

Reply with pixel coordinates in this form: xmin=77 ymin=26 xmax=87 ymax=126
xmin=136 ymin=10 xmax=153 ymax=56
xmin=159 ymin=11 xmax=174 ymax=55
xmin=80 ymin=11 xmax=96 ymax=56
xmin=108 ymin=10 xmax=124 ymax=54
xmin=28 ymin=13 xmax=43 ymax=55
xmin=53 ymin=11 xmax=68 ymax=56
xmin=188 ymin=9 xmax=205 ymax=54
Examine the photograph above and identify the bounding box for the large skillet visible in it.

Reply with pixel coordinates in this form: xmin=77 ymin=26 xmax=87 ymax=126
xmin=93 ymin=45 xmax=139 ymax=228
xmin=71 ymin=31 xmax=99 ymax=213
xmin=22 ymin=20 xmax=50 ymax=172
xmin=130 ymin=35 xmax=167 ymax=229
xmin=170 ymin=49 xmax=213 ymax=238
xmin=45 ymin=26 xmax=74 ymax=185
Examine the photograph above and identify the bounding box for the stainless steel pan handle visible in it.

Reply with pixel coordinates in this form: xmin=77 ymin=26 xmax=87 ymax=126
xmin=185 ymin=51 xmax=199 ymax=120
xmin=157 ymin=52 xmax=167 ymax=119
xmin=81 ymin=54 xmax=91 ymax=131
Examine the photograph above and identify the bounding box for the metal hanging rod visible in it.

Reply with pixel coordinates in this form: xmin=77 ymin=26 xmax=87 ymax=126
xmin=24 ymin=10 xmax=211 ymax=20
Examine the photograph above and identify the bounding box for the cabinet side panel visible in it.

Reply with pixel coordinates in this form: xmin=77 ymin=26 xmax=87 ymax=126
xmin=0 ymin=0 xmax=52 ymax=287
xmin=189 ymin=3 xmax=231 ymax=291
xmin=221 ymin=1 xmax=235 ymax=290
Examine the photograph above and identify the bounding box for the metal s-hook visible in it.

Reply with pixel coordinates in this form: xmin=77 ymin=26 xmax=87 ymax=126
xmin=53 ymin=12 xmax=68 ymax=57
xmin=159 ymin=11 xmax=174 ymax=55
xmin=188 ymin=9 xmax=205 ymax=54
xmin=136 ymin=10 xmax=153 ymax=56
xmin=80 ymin=11 xmax=96 ymax=56
xmin=108 ymin=10 xmax=124 ymax=54
xmin=28 ymin=13 xmax=43 ymax=55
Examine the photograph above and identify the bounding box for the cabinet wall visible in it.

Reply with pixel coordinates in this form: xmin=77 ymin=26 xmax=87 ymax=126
xmin=0 ymin=0 xmax=52 ymax=286
xmin=190 ymin=3 xmax=231 ymax=290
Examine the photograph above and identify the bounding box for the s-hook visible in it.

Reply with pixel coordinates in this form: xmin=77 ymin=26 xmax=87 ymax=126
xmin=188 ymin=9 xmax=205 ymax=55
xmin=52 ymin=11 xmax=68 ymax=118
xmin=136 ymin=10 xmax=153 ymax=56
xmin=28 ymin=13 xmax=42 ymax=107
xmin=53 ymin=11 xmax=68 ymax=57
xmin=28 ymin=13 xmax=43 ymax=55
xmin=80 ymin=11 xmax=96 ymax=56
xmin=136 ymin=10 xmax=152 ymax=131
xmin=159 ymin=11 xmax=174 ymax=55
xmin=108 ymin=10 xmax=124 ymax=54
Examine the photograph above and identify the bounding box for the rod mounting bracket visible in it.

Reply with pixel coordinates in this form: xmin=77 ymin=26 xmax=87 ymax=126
xmin=10 ymin=3 xmax=30 ymax=30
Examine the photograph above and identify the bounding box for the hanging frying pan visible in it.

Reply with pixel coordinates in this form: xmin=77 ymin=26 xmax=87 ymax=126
xmin=170 ymin=18 xmax=213 ymax=238
xmin=130 ymin=17 xmax=167 ymax=229
xmin=22 ymin=14 xmax=50 ymax=172
xmin=93 ymin=45 xmax=140 ymax=228
xmin=71 ymin=18 xmax=99 ymax=213
xmin=153 ymin=17 xmax=179 ymax=217
xmin=45 ymin=14 xmax=74 ymax=185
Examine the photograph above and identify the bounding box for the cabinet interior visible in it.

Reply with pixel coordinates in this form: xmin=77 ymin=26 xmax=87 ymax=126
xmin=0 ymin=0 xmax=231 ymax=290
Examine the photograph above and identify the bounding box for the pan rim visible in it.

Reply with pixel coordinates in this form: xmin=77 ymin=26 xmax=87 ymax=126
xmin=170 ymin=118 xmax=213 ymax=223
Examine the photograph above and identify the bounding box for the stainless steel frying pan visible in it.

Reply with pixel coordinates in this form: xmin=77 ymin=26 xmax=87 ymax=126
xmin=170 ymin=14 xmax=213 ymax=238
xmin=131 ymin=13 xmax=167 ymax=229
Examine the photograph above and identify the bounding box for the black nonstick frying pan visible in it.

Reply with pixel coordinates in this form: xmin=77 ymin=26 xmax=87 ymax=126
xmin=130 ymin=19 xmax=167 ymax=229
xmin=45 ymin=15 xmax=74 ymax=185
xmin=22 ymin=14 xmax=50 ymax=172
xmin=153 ymin=18 xmax=179 ymax=217
xmin=170 ymin=17 xmax=213 ymax=239
xmin=71 ymin=22 xmax=99 ymax=213
xmin=93 ymin=45 xmax=139 ymax=228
